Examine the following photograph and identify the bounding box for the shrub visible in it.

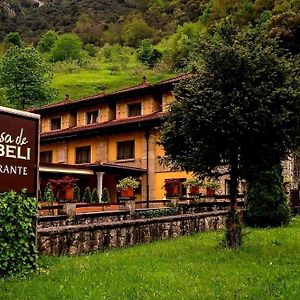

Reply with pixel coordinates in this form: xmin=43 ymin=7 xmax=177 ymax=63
xmin=4 ymin=32 xmax=22 ymax=48
xmin=245 ymin=165 xmax=291 ymax=227
xmin=50 ymin=33 xmax=85 ymax=62
xmin=37 ymin=30 xmax=58 ymax=53
xmin=101 ymin=188 xmax=110 ymax=203
xmin=43 ymin=182 xmax=55 ymax=205
xmin=116 ymin=177 xmax=140 ymax=191
xmin=82 ymin=187 xmax=92 ymax=203
xmin=137 ymin=39 xmax=162 ymax=68
xmin=182 ymin=178 xmax=204 ymax=187
xmin=91 ymin=188 xmax=99 ymax=203
xmin=0 ymin=191 xmax=37 ymax=277
xmin=84 ymin=44 xmax=99 ymax=57
xmin=73 ymin=185 xmax=81 ymax=203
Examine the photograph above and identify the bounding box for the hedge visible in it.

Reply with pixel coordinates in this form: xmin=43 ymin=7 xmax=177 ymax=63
xmin=0 ymin=191 xmax=37 ymax=277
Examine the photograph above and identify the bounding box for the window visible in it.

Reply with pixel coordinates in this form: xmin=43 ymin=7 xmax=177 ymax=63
xmin=58 ymin=148 xmax=66 ymax=163
xmin=154 ymin=92 xmax=163 ymax=111
xmin=69 ymin=110 xmax=77 ymax=127
xmin=164 ymin=178 xmax=186 ymax=197
xmin=51 ymin=118 xmax=61 ymax=130
xmin=128 ymin=103 xmax=141 ymax=117
xmin=75 ymin=146 xmax=91 ymax=164
xmin=40 ymin=151 xmax=53 ymax=163
xmin=86 ymin=110 xmax=99 ymax=124
xmin=117 ymin=141 xmax=135 ymax=160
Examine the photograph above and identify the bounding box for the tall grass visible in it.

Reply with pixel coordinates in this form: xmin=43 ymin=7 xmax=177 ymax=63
xmin=0 ymin=217 xmax=299 ymax=299
xmin=51 ymin=59 xmax=175 ymax=101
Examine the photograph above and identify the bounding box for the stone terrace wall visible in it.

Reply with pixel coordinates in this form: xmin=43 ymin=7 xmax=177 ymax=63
xmin=37 ymin=211 xmax=227 ymax=256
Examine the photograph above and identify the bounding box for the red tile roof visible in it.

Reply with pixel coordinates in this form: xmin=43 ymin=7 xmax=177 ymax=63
xmin=41 ymin=111 xmax=164 ymax=139
xmin=40 ymin=162 xmax=146 ymax=173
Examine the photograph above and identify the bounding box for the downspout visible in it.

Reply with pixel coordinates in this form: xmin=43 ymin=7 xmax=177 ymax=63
xmin=146 ymin=131 xmax=150 ymax=208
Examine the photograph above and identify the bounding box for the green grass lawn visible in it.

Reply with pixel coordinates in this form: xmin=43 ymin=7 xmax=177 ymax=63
xmin=1 ymin=217 xmax=299 ymax=300
xmin=51 ymin=63 xmax=175 ymax=101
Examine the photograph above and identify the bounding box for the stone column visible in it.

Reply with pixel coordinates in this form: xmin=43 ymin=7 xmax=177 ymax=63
xmin=96 ymin=172 xmax=105 ymax=202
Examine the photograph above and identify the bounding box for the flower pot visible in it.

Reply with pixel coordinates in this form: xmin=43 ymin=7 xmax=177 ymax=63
xmin=189 ymin=186 xmax=200 ymax=195
xmin=125 ymin=200 xmax=135 ymax=213
xmin=120 ymin=188 xmax=134 ymax=198
xmin=65 ymin=187 xmax=74 ymax=201
xmin=165 ymin=182 xmax=179 ymax=197
xmin=206 ymin=187 xmax=215 ymax=196
xmin=63 ymin=202 xmax=76 ymax=219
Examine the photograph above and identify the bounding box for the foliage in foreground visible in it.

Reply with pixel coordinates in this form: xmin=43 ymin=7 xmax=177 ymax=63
xmin=0 ymin=47 xmax=57 ymax=109
xmin=160 ymin=25 xmax=300 ymax=247
xmin=0 ymin=218 xmax=299 ymax=299
xmin=0 ymin=191 xmax=37 ymax=277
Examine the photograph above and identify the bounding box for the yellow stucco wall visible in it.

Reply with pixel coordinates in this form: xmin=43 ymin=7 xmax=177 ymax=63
xmin=107 ymin=132 xmax=143 ymax=162
xmin=77 ymin=104 xmax=109 ymax=126
xmin=41 ymin=112 xmax=70 ymax=132
xmin=155 ymin=171 xmax=195 ymax=199
xmin=116 ymin=95 xmax=154 ymax=120
xmin=40 ymin=144 xmax=58 ymax=163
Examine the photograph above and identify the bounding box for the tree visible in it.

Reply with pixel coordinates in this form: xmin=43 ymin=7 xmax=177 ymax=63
xmin=44 ymin=182 xmax=55 ymax=206
xmin=4 ymin=32 xmax=22 ymax=48
xmin=0 ymin=47 xmax=57 ymax=109
xmin=137 ymin=39 xmax=162 ymax=68
xmin=159 ymin=27 xmax=300 ymax=248
xmin=37 ymin=30 xmax=58 ymax=53
xmin=82 ymin=187 xmax=92 ymax=203
xmin=101 ymin=188 xmax=110 ymax=203
xmin=73 ymin=185 xmax=81 ymax=203
xmin=50 ymin=33 xmax=85 ymax=62
xmin=123 ymin=15 xmax=156 ymax=48
xmin=160 ymin=22 xmax=204 ymax=71
xmin=267 ymin=11 xmax=300 ymax=55
xmin=91 ymin=188 xmax=99 ymax=203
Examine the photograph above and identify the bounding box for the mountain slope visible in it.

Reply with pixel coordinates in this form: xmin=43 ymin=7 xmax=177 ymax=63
xmin=0 ymin=0 xmax=205 ymax=42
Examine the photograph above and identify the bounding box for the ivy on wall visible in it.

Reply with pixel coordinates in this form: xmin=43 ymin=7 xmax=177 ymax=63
xmin=0 ymin=191 xmax=37 ymax=277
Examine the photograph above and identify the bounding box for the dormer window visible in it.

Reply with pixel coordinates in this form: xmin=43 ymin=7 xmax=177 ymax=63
xmin=128 ymin=103 xmax=141 ymax=117
xmin=51 ymin=117 xmax=61 ymax=130
xmin=86 ymin=110 xmax=99 ymax=124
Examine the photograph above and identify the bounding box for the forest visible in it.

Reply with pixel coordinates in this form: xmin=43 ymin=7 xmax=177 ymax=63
xmin=0 ymin=0 xmax=299 ymax=107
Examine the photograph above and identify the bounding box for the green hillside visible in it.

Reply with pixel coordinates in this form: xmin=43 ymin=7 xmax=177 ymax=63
xmin=51 ymin=62 xmax=174 ymax=101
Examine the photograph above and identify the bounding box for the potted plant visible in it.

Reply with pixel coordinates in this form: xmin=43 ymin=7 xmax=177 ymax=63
xmin=205 ymin=179 xmax=220 ymax=196
xmin=49 ymin=176 xmax=78 ymax=201
xmin=116 ymin=176 xmax=140 ymax=198
xmin=183 ymin=178 xmax=204 ymax=195
xmin=163 ymin=179 xmax=180 ymax=197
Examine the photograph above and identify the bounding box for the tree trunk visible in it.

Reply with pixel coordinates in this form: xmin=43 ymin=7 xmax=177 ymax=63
xmin=226 ymin=166 xmax=242 ymax=248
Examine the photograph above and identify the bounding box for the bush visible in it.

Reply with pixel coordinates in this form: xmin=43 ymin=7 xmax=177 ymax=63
xmin=37 ymin=30 xmax=58 ymax=53
xmin=50 ymin=33 xmax=85 ymax=62
xmin=43 ymin=182 xmax=55 ymax=205
xmin=4 ymin=32 xmax=22 ymax=48
xmin=137 ymin=39 xmax=162 ymax=68
xmin=0 ymin=191 xmax=37 ymax=277
xmin=73 ymin=185 xmax=81 ymax=203
xmin=101 ymin=188 xmax=110 ymax=203
xmin=82 ymin=187 xmax=92 ymax=203
xmin=84 ymin=44 xmax=99 ymax=57
xmin=91 ymin=188 xmax=99 ymax=203
xmin=245 ymin=165 xmax=291 ymax=227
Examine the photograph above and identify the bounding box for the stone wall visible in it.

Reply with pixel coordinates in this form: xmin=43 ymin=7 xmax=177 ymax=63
xmin=37 ymin=211 xmax=227 ymax=256
xmin=38 ymin=202 xmax=241 ymax=229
